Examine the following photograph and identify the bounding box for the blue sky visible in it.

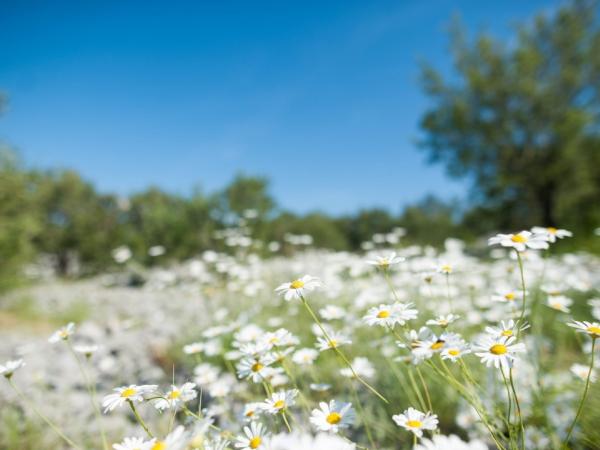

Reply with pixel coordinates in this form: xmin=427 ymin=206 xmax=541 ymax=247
xmin=0 ymin=0 xmax=557 ymax=214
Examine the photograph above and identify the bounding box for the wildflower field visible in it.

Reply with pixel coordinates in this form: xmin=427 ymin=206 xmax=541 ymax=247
xmin=1 ymin=227 xmax=599 ymax=450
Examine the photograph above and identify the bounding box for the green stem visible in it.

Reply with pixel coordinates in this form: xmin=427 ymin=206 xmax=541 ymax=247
xmin=563 ymin=338 xmax=596 ymax=447
xmin=508 ymin=369 xmax=525 ymax=450
xmin=67 ymin=342 xmax=109 ymax=450
xmin=8 ymin=379 xmax=81 ymax=449
xmin=300 ymin=295 xmax=388 ymax=403
xmin=516 ymin=252 xmax=527 ymax=337
xmin=351 ymin=382 xmax=378 ymax=449
xmin=127 ymin=399 xmax=153 ymax=438
xmin=415 ymin=367 xmax=433 ymax=412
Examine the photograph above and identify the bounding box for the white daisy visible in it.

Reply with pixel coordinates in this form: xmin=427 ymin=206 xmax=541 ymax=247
xmin=488 ymin=231 xmax=549 ymax=252
xmin=0 ymin=359 xmax=25 ymax=379
xmin=484 ymin=320 xmax=529 ymax=339
xmin=48 ymin=322 xmax=76 ymax=343
xmin=545 ymin=295 xmax=572 ymax=313
xmin=319 ymin=305 xmax=346 ymax=320
xmin=275 ymin=275 xmax=322 ymax=301
xmin=340 ymin=357 xmax=375 ymax=379
xmin=235 ymin=422 xmax=269 ymax=450
xmin=570 ymin=363 xmax=597 ymax=383
xmin=531 ymin=226 xmax=573 ymax=243
xmin=568 ymin=321 xmax=600 ymax=339
xmin=237 ymin=355 xmax=275 ymax=383
xmin=366 ymin=252 xmax=405 ymax=269
xmin=148 ymin=426 xmax=187 ymax=450
xmin=441 ymin=340 xmax=471 ymax=363
xmin=243 ymin=402 xmax=263 ymax=421
xmin=316 ymin=331 xmax=351 ymax=352
xmin=492 ymin=289 xmax=523 ymax=304
xmin=415 ymin=434 xmax=487 ymax=450
xmin=426 ymin=314 xmax=460 ymax=329
xmin=392 ymin=407 xmax=439 ymax=437
xmin=474 ymin=336 xmax=526 ymax=370
xmin=102 ymin=384 xmax=157 ymax=413
xmin=74 ymin=345 xmax=98 ymax=359
xmin=112 ymin=436 xmax=153 ymax=450
xmin=363 ymin=303 xmax=418 ymax=328
xmin=310 ymin=400 xmax=355 ymax=433
xmin=292 ymin=348 xmax=319 ymax=366
xmin=154 ymin=382 xmax=197 ymax=410
xmin=260 ymin=389 xmax=298 ymax=415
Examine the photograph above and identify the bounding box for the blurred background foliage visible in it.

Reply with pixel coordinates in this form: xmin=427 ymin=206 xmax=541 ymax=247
xmin=0 ymin=0 xmax=599 ymax=288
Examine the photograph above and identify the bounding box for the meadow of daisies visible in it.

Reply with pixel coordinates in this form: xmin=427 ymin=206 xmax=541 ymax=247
xmin=1 ymin=227 xmax=599 ymax=450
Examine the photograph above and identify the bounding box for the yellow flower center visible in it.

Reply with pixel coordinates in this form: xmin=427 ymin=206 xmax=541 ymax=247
xmin=151 ymin=442 xmax=166 ymax=450
xmin=120 ymin=387 xmax=136 ymax=398
xmin=168 ymin=390 xmax=181 ymax=400
xmin=490 ymin=344 xmax=508 ymax=355
xmin=377 ymin=310 xmax=390 ymax=319
xmin=441 ymin=264 xmax=452 ymax=273
xmin=430 ymin=340 xmax=445 ymax=350
xmin=448 ymin=349 xmax=460 ymax=356
xmin=501 ymin=330 xmax=513 ymax=337
xmin=249 ymin=437 xmax=262 ymax=449
xmin=290 ymin=280 xmax=304 ymax=289
xmin=251 ymin=362 xmax=264 ymax=372
xmin=586 ymin=326 xmax=600 ymax=336
xmin=273 ymin=400 xmax=285 ymax=409
xmin=511 ymin=234 xmax=527 ymax=243
xmin=505 ymin=292 xmax=515 ymax=301
xmin=547 ymin=227 xmax=558 ymax=234
xmin=245 ymin=410 xmax=254 ymax=417
xmin=328 ymin=339 xmax=338 ymax=348
xmin=59 ymin=330 xmax=69 ymax=338
xmin=379 ymin=259 xmax=389 ymax=267
xmin=326 ymin=412 xmax=342 ymax=424
xmin=407 ymin=420 xmax=422 ymax=428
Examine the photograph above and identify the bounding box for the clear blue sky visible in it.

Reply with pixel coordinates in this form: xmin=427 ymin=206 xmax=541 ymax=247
xmin=0 ymin=0 xmax=557 ymax=214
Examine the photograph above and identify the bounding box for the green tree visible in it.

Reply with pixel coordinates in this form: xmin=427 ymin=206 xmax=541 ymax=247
xmin=420 ymin=0 xmax=600 ymax=234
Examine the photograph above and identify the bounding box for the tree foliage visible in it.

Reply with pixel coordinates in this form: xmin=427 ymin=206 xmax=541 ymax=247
xmin=420 ymin=0 xmax=600 ymax=233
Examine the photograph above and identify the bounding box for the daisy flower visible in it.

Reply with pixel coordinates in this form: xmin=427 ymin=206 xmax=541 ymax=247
xmin=415 ymin=434 xmax=487 ymax=450
xmin=183 ymin=342 xmax=204 ymax=355
xmin=148 ymin=426 xmax=187 ymax=450
xmin=426 ymin=314 xmax=460 ymax=329
xmin=441 ymin=340 xmax=471 ymax=363
xmin=363 ymin=303 xmax=418 ymax=328
xmin=316 ymin=331 xmax=351 ymax=352
xmin=545 ymin=295 xmax=572 ymax=313
xmin=474 ymin=336 xmax=526 ymax=370
xmin=275 ymin=275 xmax=322 ymax=301
xmin=310 ymin=400 xmax=355 ymax=433
xmin=237 ymin=355 xmax=275 ymax=383
xmin=243 ymin=402 xmax=263 ymax=421
xmin=235 ymin=422 xmax=269 ymax=450
xmin=492 ymin=289 xmax=523 ymax=304
xmin=570 ymin=363 xmax=597 ymax=383
xmin=340 ymin=357 xmax=375 ymax=379
xmin=292 ymin=348 xmax=319 ymax=366
xmin=568 ymin=321 xmax=600 ymax=339
xmin=154 ymin=382 xmax=197 ymax=410
xmin=319 ymin=305 xmax=346 ymax=320
xmin=365 ymin=252 xmax=405 ymax=270
xmin=74 ymin=344 xmax=98 ymax=359
xmin=48 ymin=322 xmax=76 ymax=343
xmin=0 ymin=359 xmax=25 ymax=379
xmin=260 ymin=389 xmax=298 ymax=415
xmin=102 ymin=384 xmax=157 ymax=413
xmin=531 ymin=226 xmax=573 ymax=243
xmin=113 ymin=437 xmax=153 ymax=450
xmin=488 ymin=231 xmax=549 ymax=252
xmin=437 ymin=263 xmax=453 ymax=274
xmin=484 ymin=320 xmax=529 ymax=339
xmin=392 ymin=407 xmax=439 ymax=437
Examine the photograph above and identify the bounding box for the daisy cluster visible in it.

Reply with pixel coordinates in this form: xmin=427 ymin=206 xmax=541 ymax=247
xmin=1 ymin=225 xmax=599 ymax=450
